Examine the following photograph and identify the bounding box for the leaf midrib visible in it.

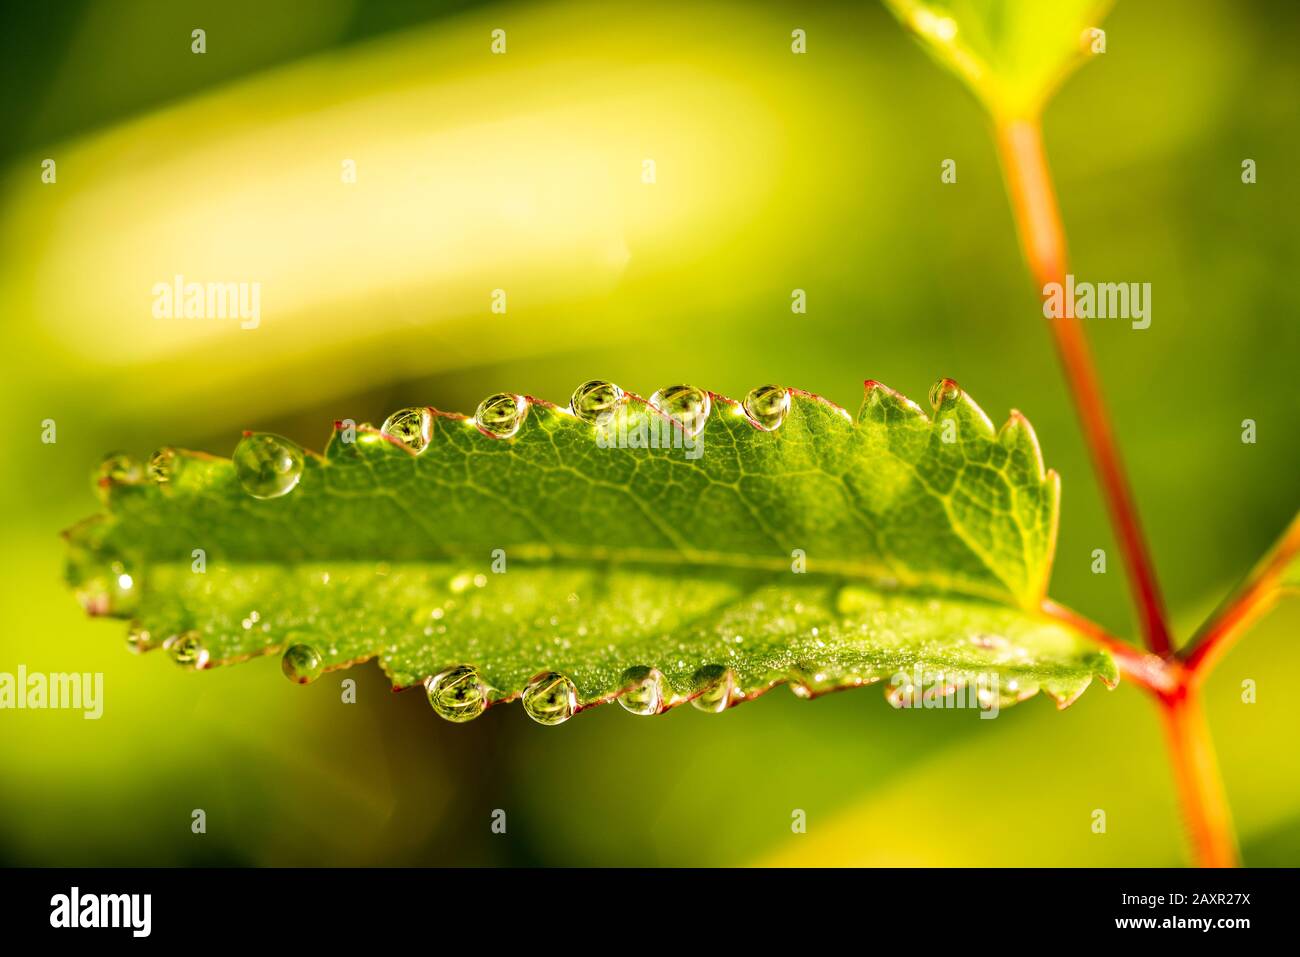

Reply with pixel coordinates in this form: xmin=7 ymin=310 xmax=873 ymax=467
xmin=139 ymin=542 xmax=1035 ymax=610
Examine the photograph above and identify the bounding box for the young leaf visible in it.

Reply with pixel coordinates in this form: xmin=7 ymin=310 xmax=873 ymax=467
xmin=881 ymin=0 xmax=1113 ymax=119
xmin=65 ymin=380 xmax=1116 ymax=723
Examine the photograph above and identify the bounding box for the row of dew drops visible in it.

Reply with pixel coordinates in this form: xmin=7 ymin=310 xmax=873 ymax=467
xmin=151 ymin=622 xmax=1028 ymax=727
xmin=108 ymin=378 xmax=959 ymax=507
xmin=415 ymin=634 xmax=1034 ymax=726
xmin=107 ymin=380 xmax=793 ymax=725
xmin=97 ymin=380 xmax=792 ymax=521
xmin=149 ymin=632 xmax=742 ymax=726
xmin=201 ymin=380 xmax=792 ymax=501
xmin=421 ymin=661 xmax=742 ymax=726
xmin=268 ymin=380 xmax=788 ymax=723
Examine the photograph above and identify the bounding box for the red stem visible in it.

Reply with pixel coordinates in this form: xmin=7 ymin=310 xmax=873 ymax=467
xmin=995 ymin=118 xmax=1173 ymax=658
xmin=1159 ymin=686 xmax=1240 ymax=867
xmin=1040 ymin=600 xmax=1175 ymax=696
xmin=993 ymin=115 xmax=1243 ymax=866
xmin=1182 ymin=512 xmax=1300 ymax=681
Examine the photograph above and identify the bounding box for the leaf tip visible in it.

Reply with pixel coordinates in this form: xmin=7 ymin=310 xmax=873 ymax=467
xmin=999 ymin=408 xmax=1050 ymax=482
xmin=858 ymin=378 xmax=926 ymax=421
xmin=790 ymin=387 xmax=852 ymax=423
xmin=929 ymin=378 xmax=996 ymax=438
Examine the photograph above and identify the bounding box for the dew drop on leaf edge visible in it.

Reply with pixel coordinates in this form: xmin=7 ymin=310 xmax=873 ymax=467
xmin=928 ymin=378 xmax=959 ymax=409
xmin=522 ymin=671 xmax=578 ymax=726
xmin=381 ymin=407 xmax=432 ymax=453
xmin=618 ymin=665 xmax=666 ymax=716
xmin=147 ymin=447 xmax=182 ymax=484
xmin=569 ymin=379 xmax=624 ymax=424
xmin=167 ymin=631 xmax=208 ymax=668
xmin=742 ymin=384 xmax=790 ymax=431
xmin=233 ymin=432 xmax=305 ymax=500
xmin=96 ymin=453 xmax=142 ymax=500
xmin=281 ymin=643 xmax=324 ymax=684
xmin=474 ymin=393 xmax=529 ymax=439
xmin=648 ymin=384 xmax=711 ymax=438
xmin=425 ymin=665 xmax=489 ymax=723
xmin=788 ymin=661 xmax=829 ymax=700
xmin=691 ymin=664 xmax=737 ymax=713
xmin=126 ymin=622 xmax=154 ymax=654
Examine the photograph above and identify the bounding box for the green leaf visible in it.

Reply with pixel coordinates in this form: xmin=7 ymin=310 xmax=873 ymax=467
xmin=65 ymin=380 xmax=1116 ymax=722
xmin=881 ymin=0 xmax=1114 ymax=118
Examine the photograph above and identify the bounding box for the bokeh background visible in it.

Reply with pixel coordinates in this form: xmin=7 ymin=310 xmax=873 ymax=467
xmin=1 ymin=0 xmax=1297 ymax=866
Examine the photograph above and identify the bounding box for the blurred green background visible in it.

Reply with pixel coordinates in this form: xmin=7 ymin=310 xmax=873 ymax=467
xmin=1 ymin=0 xmax=1297 ymax=866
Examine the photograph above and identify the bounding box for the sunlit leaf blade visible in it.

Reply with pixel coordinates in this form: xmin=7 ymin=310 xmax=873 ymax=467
xmin=882 ymin=0 xmax=1113 ymax=118
xmin=64 ymin=380 xmax=1116 ymax=721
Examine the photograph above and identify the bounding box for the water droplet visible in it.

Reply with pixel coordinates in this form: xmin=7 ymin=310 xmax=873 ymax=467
xmin=148 ymin=447 xmax=182 ymax=484
xmin=381 ymin=407 xmax=432 ymax=453
xmin=618 ymin=666 xmax=666 ymax=716
xmin=928 ymin=379 xmax=958 ymax=408
xmin=691 ymin=665 xmax=737 ymax=713
xmin=425 ymin=665 xmax=489 ymax=722
xmin=969 ymin=633 xmax=1008 ymax=651
xmin=742 ymin=384 xmax=790 ymax=431
xmin=167 ymin=631 xmax=208 ymax=668
xmin=281 ymin=643 xmax=324 ymax=684
xmin=649 ymin=385 xmax=711 ymax=438
xmin=522 ymin=671 xmax=578 ymax=725
xmin=569 ymin=379 xmax=624 ymax=424
xmin=788 ymin=661 xmax=830 ymax=699
xmin=126 ymin=622 xmax=156 ymax=654
xmin=233 ymin=433 xmax=304 ymax=499
xmin=95 ymin=453 xmax=142 ymax=501
xmin=474 ymin=393 xmax=529 ymax=438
